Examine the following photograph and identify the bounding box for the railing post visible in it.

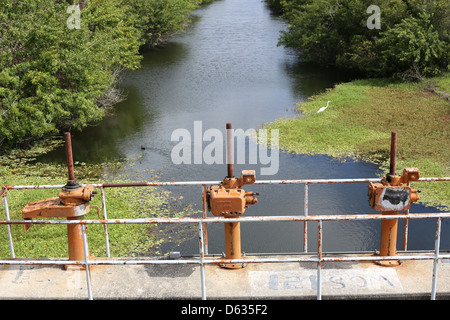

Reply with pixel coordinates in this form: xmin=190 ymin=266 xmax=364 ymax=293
xmin=402 ymin=182 xmax=411 ymax=251
xmin=303 ymin=183 xmax=309 ymax=252
xmin=100 ymin=187 xmax=111 ymax=257
xmin=81 ymin=223 xmax=93 ymax=300
xmin=431 ymin=217 xmax=442 ymax=300
xmin=317 ymin=220 xmax=323 ymax=300
xmin=202 ymin=185 xmax=209 ymax=255
xmin=3 ymin=196 xmax=15 ymax=258
xmin=198 ymin=221 xmax=207 ymax=300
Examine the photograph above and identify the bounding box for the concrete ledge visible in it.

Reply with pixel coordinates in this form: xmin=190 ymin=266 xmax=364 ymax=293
xmin=0 ymin=253 xmax=449 ymax=300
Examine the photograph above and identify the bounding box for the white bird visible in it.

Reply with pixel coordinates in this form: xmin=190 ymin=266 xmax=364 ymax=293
xmin=317 ymin=101 xmax=330 ymax=113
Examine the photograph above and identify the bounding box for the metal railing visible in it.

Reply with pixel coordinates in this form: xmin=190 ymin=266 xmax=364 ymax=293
xmin=1 ymin=177 xmax=449 ymax=300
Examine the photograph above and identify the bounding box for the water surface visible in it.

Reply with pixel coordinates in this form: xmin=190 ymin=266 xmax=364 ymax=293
xmin=40 ymin=0 xmax=448 ymax=255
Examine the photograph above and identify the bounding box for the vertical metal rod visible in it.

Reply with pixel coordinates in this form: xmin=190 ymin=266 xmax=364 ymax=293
xmin=100 ymin=187 xmax=110 ymax=257
xmin=202 ymin=185 xmax=208 ymax=255
xmin=226 ymin=123 xmax=233 ymax=178
xmin=402 ymin=212 xmax=409 ymax=251
xmin=303 ymin=183 xmax=309 ymax=253
xmin=390 ymin=131 xmax=397 ymax=176
xmin=64 ymin=132 xmax=75 ymax=181
xmin=403 ymin=183 xmax=410 ymax=251
xmin=3 ymin=197 xmax=15 ymax=258
xmin=198 ymin=221 xmax=206 ymax=300
xmin=317 ymin=263 xmax=322 ymax=300
xmin=431 ymin=217 xmax=442 ymax=300
xmin=81 ymin=224 xmax=93 ymax=300
xmin=317 ymin=220 xmax=323 ymax=300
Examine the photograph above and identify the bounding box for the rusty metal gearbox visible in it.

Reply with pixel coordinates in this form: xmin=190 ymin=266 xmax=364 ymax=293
xmin=205 ymin=170 xmax=258 ymax=217
xmin=368 ymin=167 xmax=420 ymax=212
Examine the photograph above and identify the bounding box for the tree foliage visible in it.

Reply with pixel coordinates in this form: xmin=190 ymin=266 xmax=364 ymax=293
xmin=0 ymin=0 xmax=209 ymax=149
xmin=271 ymin=0 xmax=449 ymax=78
xmin=377 ymin=11 xmax=448 ymax=80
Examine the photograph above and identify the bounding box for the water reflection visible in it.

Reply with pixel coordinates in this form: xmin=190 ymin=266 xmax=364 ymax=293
xmin=283 ymin=61 xmax=355 ymax=98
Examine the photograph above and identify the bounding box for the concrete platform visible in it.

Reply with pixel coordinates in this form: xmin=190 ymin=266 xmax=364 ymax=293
xmin=0 ymin=253 xmax=449 ymax=300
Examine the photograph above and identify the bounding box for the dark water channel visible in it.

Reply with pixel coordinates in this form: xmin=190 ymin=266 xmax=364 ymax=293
xmin=41 ymin=0 xmax=448 ymax=255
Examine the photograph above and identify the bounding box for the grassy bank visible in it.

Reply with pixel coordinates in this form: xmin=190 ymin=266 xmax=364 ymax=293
xmin=0 ymin=143 xmax=198 ymax=259
xmin=264 ymin=74 xmax=449 ymax=209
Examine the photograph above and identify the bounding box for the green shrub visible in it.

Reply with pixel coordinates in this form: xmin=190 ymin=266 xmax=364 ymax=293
xmin=275 ymin=0 xmax=449 ymax=78
xmin=0 ymin=0 xmax=207 ymax=149
xmin=377 ymin=11 xmax=448 ymax=80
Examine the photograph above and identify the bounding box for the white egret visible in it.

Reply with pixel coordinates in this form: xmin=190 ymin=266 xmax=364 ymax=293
xmin=317 ymin=101 xmax=330 ymax=113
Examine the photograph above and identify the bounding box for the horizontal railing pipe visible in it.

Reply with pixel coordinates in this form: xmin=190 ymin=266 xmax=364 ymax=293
xmin=2 ymin=211 xmax=448 ymax=226
xmin=5 ymin=176 xmax=448 ymax=190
